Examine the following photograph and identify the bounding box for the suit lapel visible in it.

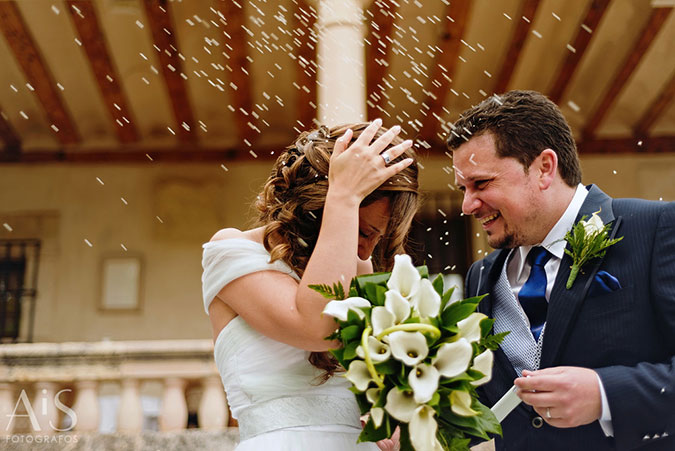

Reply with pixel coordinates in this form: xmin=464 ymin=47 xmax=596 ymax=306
xmin=539 ymin=185 xmax=621 ymax=368
xmin=477 ymin=250 xmax=509 ymax=318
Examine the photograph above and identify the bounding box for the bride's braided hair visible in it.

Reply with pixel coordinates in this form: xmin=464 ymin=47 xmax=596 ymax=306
xmin=253 ymin=123 xmax=419 ymax=377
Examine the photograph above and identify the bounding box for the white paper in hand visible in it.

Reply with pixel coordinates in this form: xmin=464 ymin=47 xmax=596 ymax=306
xmin=491 ymin=385 xmax=522 ymax=423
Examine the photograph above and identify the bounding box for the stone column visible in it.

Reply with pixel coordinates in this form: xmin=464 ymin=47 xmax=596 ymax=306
xmin=72 ymin=380 xmax=99 ymax=432
xmin=0 ymin=383 xmax=15 ymax=435
xmin=316 ymin=0 xmax=369 ymax=126
xmin=32 ymin=382 xmax=58 ymax=434
xmin=198 ymin=376 xmax=227 ymax=430
xmin=117 ymin=378 xmax=143 ymax=432
xmin=158 ymin=377 xmax=187 ymax=431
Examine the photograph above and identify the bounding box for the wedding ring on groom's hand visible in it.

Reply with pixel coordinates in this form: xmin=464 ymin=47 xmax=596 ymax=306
xmin=546 ymin=407 xmax=552 ymax=419
xmin=381 ymin=152 xmax=391 ymax=164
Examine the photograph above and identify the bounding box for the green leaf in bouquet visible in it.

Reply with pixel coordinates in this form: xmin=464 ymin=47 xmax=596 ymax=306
xmin=466 ymin=368 xmax=486 ymax=383
xmin=308 ymin=282 xmax=346 ymax=300
xmin=440 ymin=295 xmax=485 ymax=329
xmin=432 ymin=273 xmax=444 ymax=295
xmin=353 ymin=271 xmax=391 ymax=296
xmin=353 ymin=392 xmax=372 ymax=415
xmin=440 ymin=372 xmax=475 ymax=385
xmin=479 ymin=317 xmax=495 ymax=338
xmin=440 ymin=399 xmax=501 ymax=441
xmin=471 ymin=401 xmax=502 ymax=437
xmin=358 ymin=412 xmax=392 ymax=443
xmin=340 ymin=324 xmax=362 ymax=343
xmin=367 ymin=385 xmax=388 ymax=408
xmin=396 ymin=369 xmax=412 ymax=391
xmin=481 ymin=331 xmax=509 ymax=351
xmin=402 ymin=316 xmax=421 ymax=324
xmin=329 ymin=347 xmax=347 ymax=369
xmin=440 ymin=286 xmax=456 ymax=312
xmin=343 ymin=340 xmax=360 ymax=360
xmin=365 ymin=282 xmax=387 ymax=307
xmin=346 ymin=308 xmax=367 ymax=326
xmin=428 ymin=390 xmax=441 ymax=407
xmin=374 ymin=358 xmax=400 ymax=375
xmin=398 ymin=423 xmax=415 ymax=451
xmin=447 ymin=436 xmax=472 ymax=451
xmin=437 ymin=426 xmax=472 ymax=451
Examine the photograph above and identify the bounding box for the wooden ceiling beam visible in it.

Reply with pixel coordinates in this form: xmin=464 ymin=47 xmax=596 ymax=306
xmin=0 ymin=108 xmax=21 ymax=158
xmin=142 ymin=0 xmax=196 ymax=142
xmin=365 ymin=0 xmax=398 ymax=120
xmin=420 ymin=0 xmax=471 ymax=141
xmin=66 ymin=1 xmax=139 ymax=144
xmin=216 ymin=0 xmax=255 ymax=146
xmin=634 ymin=69 xmax=675 ymax=136
xmin=0 ymin=1 xmax=79 ymax=145
xmin=0 ymin=146 xmax=285 ymax=163
xmin=492 ymin=0 xmax=541 ymax=94
xmin=577 ymin=135 xmax=675 ymax=154
xmin=3 ymin=134 xmax=675 ymax=164
xmin=583 ymin=7 xmax=672 ymax=139
xmin=293 ymin=0 xmax=318 ymax=130
xmin=548 ymin=0 xmax=612 ymax=104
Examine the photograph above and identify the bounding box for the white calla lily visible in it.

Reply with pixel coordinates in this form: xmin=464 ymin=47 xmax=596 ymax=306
xmin=356 ymin=336 xmax=391 ymax=363
xmin=371 ymin=306 xmax=395 ymax=336
xmin=582 ymin=211 xmax=604 ymax=236
xmin=409 ymin=405 xmax=443 ymax=451
xmin=411 ymin=278 xmax=441 ymax=318
xmin=433 ymin=338 xmax=472 ymax=378
xmin=389 ymin=331 xmax=429 ymax=366
xmin=409 ymin=363 xmax=440 ymax=404
xmin=322 ymin=296 xmax=371 ymax=321
xmin=345 ymin=360 xmax=373 ymax=392
xmin=450 ymin=390 xmax=478 ymax=417
xmin=384 ymin=289 xmax=411 ymax=323
xmin=366 ymin=387 xmax=382 ymax=405
xmin=457 ymin=312 xmax=487 ymax=343
xmin=371 ymin=407 xmax=385 ymax=428
xmin=385 ymin=387 xmax=417 ymax=422
xmin=387 ymin=254 xmax=421 ymax=298
xmin=470 ymin=350 xmax=494 ymax=386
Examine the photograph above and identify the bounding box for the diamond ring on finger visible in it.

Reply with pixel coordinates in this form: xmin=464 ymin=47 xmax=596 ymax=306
xmin=381 ymin=152 xmax=391 ymax=164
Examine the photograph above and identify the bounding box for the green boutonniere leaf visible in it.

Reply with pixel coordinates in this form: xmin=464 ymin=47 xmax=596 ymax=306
xmin=564 ymin=211 xmax=623 ymax=289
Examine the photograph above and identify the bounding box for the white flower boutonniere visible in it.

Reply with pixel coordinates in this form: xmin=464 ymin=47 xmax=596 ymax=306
xmin=564 ymin=210 xmax=623 ymax=289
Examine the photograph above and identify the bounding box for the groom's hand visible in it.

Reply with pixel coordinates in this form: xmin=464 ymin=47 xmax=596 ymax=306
xmin=376 ymin=426 xmax=400 ymax=451
xmin=514 ymin=366 xmax=602 ymax=428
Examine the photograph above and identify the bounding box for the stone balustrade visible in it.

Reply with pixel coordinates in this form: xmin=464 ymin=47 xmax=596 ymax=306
xmin=0 ymin=340 xmax=229 ymax=436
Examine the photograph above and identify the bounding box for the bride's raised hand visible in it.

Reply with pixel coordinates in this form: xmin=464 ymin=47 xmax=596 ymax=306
xmin=328 ymin=119 xmax=413 ymax=205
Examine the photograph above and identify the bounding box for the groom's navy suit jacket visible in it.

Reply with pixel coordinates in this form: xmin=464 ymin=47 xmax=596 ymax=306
xmin=465 ymin=185 xmax=675 ymax=451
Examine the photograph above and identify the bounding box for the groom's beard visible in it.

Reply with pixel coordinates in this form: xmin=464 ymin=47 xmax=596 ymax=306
xmin=485 ymin=220 xmax=529 ymax=249
xmin=487 ymin=231 xmax=516 ymax=250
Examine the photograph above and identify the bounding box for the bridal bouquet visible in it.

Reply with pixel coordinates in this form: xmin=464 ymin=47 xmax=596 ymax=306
xmin=312 ymin=255 xmax=506 ymax=451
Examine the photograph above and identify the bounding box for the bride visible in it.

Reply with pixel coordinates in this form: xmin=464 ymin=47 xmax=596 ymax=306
xmin=201 ymin=119 xmax=419 ymax=450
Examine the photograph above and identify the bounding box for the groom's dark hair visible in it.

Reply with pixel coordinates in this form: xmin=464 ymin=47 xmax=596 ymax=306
xmin=445 ymin=90 xmax=582 ymax=186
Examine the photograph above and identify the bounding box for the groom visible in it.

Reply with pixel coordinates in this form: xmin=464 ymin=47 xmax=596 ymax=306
xmin=447 ymin=90 xmax=674 ymax=450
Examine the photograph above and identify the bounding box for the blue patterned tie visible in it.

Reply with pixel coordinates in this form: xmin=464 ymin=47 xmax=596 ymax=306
xmin=518 ymin=247 xmax=552 ymax=341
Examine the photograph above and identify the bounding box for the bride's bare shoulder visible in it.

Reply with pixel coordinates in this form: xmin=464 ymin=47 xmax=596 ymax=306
xmin=209 ymin=227 xmax=264 ymax=243
xmin=210 ymin=228 xmax=244 ymax=242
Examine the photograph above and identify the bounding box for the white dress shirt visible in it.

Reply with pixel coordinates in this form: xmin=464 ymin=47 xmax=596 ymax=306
xmin=505 ymin=184 xmax=614 ymax=436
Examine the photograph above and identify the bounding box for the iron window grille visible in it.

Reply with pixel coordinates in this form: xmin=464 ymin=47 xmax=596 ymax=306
xmin=0 ymin=239 xmax=40 ymax=343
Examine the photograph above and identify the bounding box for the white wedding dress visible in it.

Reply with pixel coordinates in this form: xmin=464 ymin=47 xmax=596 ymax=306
xmin=202 ymin=238 xmax=377 ymax=450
